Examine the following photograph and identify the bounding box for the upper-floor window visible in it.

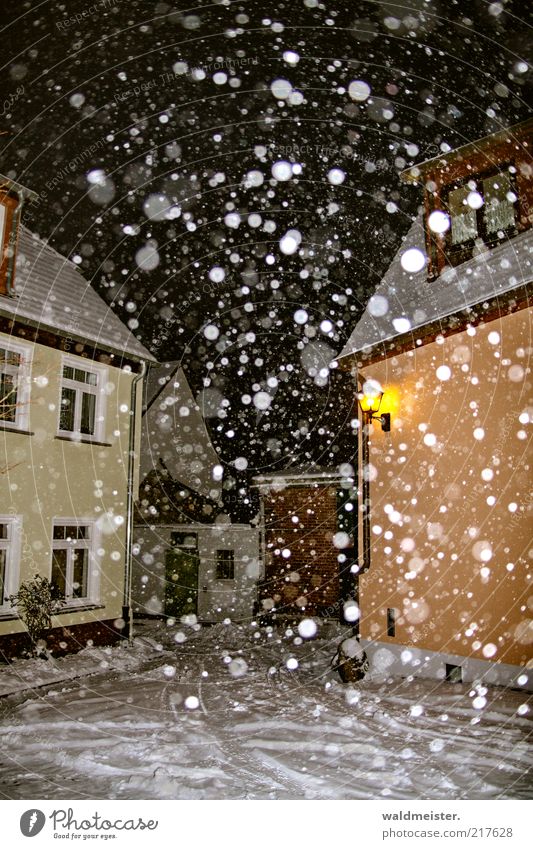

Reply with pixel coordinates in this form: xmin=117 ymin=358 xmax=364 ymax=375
xmin=443 ymin=167 xmax=518 ymax=264
xmin=58 ymin=357 xmax=106 ymax=441
xmin=0 ymin=339 xmax=32 ymax=430
xmin=51 ymin=520 xmax=100 ymax=606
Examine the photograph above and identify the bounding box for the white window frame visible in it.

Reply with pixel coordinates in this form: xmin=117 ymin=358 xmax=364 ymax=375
xmin=0 ymin=204 xmax=6 ymax=251
xmin=57 ymin=356 xmax=107 ymax=442
xmin=51 ymin=518 xmax=101 ymax=608
xmin=0 ymin=337 xmax=32 ymax=431
xmin=0 ymin=515 xmax=22 ymax=613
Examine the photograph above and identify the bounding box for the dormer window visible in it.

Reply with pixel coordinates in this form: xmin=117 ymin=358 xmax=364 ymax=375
xmin=0 ymin=187 xmax=21 ymax=297
xmin=403 ymin=118 xmax=532 ymax=279
xmin=440 ymin=167 xmax=519 ymax=267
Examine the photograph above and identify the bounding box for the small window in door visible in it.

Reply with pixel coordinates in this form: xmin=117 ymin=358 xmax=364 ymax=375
xmin=386 ymin=607 xmax=396 ymax=637
xmin=216 ymin=549 xmax=235 ymax=580
xmin=170 ymin=532 xmax=198 ymax=550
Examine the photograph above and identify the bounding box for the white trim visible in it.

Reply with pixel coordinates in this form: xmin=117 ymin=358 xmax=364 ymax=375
xmin=0 ymin=203 xmax=6 ymax=252
xmin=134 ymin=522 xmax=256 ymax=532
xmin=0 ymin=514 xmax=22 ymax=612
xmin=0 ymin=335 xmax=33 ymax=431
xmin=361 ymin=638 xmax=532 ymax=693
xmin=51 ymin=517 xmax=101 ymax=607
xmin=57 ymin=355 xmax=107 ymax=442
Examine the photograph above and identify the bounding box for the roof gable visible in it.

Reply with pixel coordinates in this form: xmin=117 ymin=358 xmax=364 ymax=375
xmin=0 ymin=225 xmax=155 ymax=362
xmin=338 ymin=215 xmax=533 ymax=360
xmin=140 ymin=362 xmax=222 ymax=501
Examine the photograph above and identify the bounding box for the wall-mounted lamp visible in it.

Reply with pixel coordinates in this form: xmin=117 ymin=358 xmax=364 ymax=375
xmin=357 ymin=379 xmax=391 ymax=432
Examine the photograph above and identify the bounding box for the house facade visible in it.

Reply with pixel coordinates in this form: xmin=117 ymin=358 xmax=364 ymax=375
xmin=338 ymin=119 xmax=533 ymax=690
xmin=133 ymin=361 xmax=261 ymax=623
xmin=0 ymin=175 xmax=155 ymax=658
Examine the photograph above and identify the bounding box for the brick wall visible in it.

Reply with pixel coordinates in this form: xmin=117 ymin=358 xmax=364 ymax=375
xmin=259 ymin=484 xmax=342 ymax=617
xmin=0 ymin=619 xmax=125 ymax=663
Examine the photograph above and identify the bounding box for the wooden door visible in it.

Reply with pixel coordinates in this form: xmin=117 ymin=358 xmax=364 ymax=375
xmin=164 ymin=533 xmax=199 ymax=618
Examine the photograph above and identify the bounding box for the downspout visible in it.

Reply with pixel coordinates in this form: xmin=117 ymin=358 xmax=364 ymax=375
xmin=123 ymin=360 xmax=146 ymax=644
xmin=361 ymin=410 xmax=371 ymax=578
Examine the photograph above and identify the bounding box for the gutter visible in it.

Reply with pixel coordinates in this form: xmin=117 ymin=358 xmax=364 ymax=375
xmin=123 ymin=360 xmax=146 ymax=644
xmin=0 ymin=306 xmax=155 ymax=367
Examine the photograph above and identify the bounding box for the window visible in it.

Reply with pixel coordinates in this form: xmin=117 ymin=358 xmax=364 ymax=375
xmin=386 ymin=607 xmax=396 ymax=638
xmin=51 ymin=520 xmax=99 ymax=606
xmin=448 ymin=185 xmax=478 ymax=245
xmin=0 ymin=340 xmax=31 ymax=430
xmin=0 ymin=516 xmax=21 ymax=612
xmin=216 ymin=549 xmax=235 ymax=580
xmin=58 ymin=358 xmax=106 ymax=440
xmin=483 ymin=173 xmax=516 ymax=235
xmin=443 ymin=167 xmax=518 ymax=263
xmin=170 ymin=532 xmax=198 ymax=551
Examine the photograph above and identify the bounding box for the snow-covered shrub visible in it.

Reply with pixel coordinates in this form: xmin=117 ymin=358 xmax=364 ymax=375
xmin=9 ymin=574 xmax=60 ymax=654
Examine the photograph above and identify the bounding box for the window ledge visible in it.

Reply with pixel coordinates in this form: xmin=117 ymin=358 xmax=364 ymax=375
xmin=55 ymin=435 xmax=112 ymax=448
xmin=0 ymin=424 xmax=34 ymax=435
xmin=54 ymin=603 xmax=106 ymax=615
xmin=0 ymin=604 xmax=106 ymax=622
xmin=0 ymin=611 xmax=18 ymax=621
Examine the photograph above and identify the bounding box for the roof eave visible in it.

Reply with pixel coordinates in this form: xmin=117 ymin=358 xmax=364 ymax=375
xmin=0 ymin=172 xmax=39 ymax=202
xmin=400 ymin=116 xmax=533 ymax=184
xmin=0 ymin=303 xmax=157 ymax=364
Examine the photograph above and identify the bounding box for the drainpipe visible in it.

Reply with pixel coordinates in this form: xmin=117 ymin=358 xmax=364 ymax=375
xmin=361 ymin=411 xmax=371 ymax=577
xmin=123 ymin=360 xmax=146 ymax=644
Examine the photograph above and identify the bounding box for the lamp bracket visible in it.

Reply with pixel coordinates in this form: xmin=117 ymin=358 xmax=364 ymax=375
xmin=371 ymin=412 xmax=391 ymax=432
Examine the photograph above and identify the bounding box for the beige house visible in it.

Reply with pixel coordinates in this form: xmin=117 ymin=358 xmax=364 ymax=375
xmin=0 ymin=174 xmax=155 ymax=658
xmin=338 ymin=120 xmax=533 ymax=691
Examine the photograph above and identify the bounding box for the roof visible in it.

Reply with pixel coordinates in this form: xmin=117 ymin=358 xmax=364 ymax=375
xmin=400 ymin=117 xmax=533 ymax=184
xmin=0 ymin=172 xmax=38 ymax=202
xmin=253 ymin=465 xmax=355 ymax=489
xmin=338 ymin=215 xmax=533 ymax=360
xmin=140 ymin=361 xmax=223 ymax=501
xmin=0 ymin=224 xmax=155 ymax=362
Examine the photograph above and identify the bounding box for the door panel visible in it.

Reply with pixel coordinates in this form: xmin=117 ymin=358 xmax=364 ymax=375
xmin=164 ymin=547 xmax=199 ymax=618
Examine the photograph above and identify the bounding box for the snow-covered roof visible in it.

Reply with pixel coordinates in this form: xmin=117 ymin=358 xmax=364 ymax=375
xmin=0 ymin=172 xmax=38 ymax=202
xmin=400 ymin=117 xmax=533 ymax=184
xmin=140 ymin=361 xmax=223 ymax=501
xmin=338 ymin=216 xmax=533 ymax=360
xmin=253 ymin=465 xmax=355 ymax=488
xmin=0 ymin=224 xmax=155 ymax=362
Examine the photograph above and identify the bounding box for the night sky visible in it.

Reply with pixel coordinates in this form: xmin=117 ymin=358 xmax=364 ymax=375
xmin=1 ymin=0 xmax=531 ymax=508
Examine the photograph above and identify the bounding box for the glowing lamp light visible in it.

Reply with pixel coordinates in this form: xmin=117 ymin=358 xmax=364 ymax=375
xmin=358 ymin=380 xmax=383 ymax=413
xmin=357 ymin=379 xmax=391 ymax=431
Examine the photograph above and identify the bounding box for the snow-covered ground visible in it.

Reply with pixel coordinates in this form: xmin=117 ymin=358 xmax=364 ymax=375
xmin=0 ymin=620 xmax=531 ymax=800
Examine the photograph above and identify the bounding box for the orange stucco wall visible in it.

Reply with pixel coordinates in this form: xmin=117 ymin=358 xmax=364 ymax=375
xmin=359 ymin=306 xmax=533 ymax=668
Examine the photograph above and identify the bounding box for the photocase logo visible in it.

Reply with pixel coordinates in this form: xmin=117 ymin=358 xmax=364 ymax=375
xmin=20 ymin=810 xmax=46 ymax=837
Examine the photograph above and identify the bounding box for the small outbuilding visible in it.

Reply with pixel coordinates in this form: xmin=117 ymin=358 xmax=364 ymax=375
xmin=132 ymin=362 xmax=260 ymax=623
